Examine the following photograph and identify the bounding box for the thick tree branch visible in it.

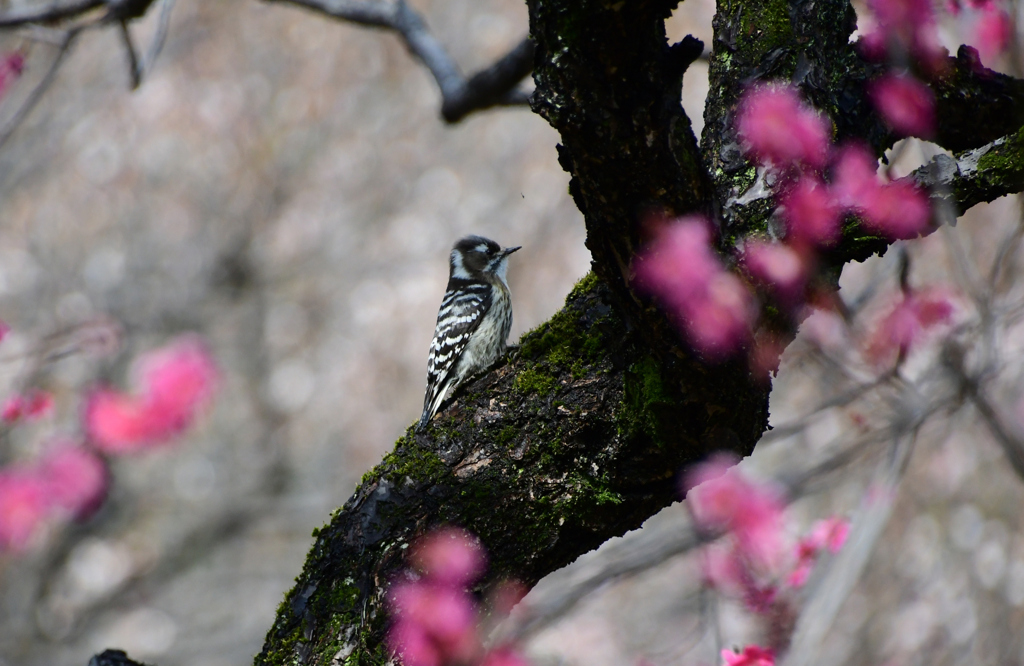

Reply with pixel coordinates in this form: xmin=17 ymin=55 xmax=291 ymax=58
xmin=931 ymin=46 xmax=1024 ymax=154
xmin=88 ymin=650 xmax=150 ymax=666
xmin=255 ymin=277 xmax=766 ymax=665
xmin=268 ymin=0 xmax=533 ymax=122
xmin=916 ymin=127 xmax=1024 ymax=216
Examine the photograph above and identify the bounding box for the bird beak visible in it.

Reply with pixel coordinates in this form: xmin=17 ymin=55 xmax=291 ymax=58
xmin=503 ymin=246 xmax=522 ymax=256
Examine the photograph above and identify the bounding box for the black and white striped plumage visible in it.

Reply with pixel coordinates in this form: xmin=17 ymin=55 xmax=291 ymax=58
xmin=418 ymin=236 xmax=520 ymax=430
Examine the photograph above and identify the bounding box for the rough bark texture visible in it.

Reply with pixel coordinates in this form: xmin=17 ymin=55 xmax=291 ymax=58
xmin=254 ymin=275 xmax=765 ymax=666
xmin=248 ymin=2 xmax=1024 ymax=666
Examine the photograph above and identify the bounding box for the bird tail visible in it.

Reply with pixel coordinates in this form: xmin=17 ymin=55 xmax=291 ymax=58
xmin=418 ymin=379 xmax=453 ymax=431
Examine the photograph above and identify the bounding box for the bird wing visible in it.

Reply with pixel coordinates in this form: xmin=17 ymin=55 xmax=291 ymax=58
xmin=419 ymin=281 xmax=491 ymax=427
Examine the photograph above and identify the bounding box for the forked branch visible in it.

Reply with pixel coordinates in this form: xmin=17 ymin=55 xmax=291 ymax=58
xmin=269 ymin=0 xmax=533 ymax=122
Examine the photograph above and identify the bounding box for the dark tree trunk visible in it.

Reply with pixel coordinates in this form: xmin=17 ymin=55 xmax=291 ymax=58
xmin=250 ymin=2 xmax=1024 ymax=666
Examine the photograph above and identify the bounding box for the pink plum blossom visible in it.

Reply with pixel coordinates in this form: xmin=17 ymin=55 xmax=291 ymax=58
xmin=684 ymin=454 xmax=786 ymax=570
xmin=389 ymin=581 xmax=478 ymax=665
xmin=864 ymin=289 xmax=956 ymax=365
xmin=868 ymin=73 xmax=936 ymax=137
xmin=862 ymin=179 xmax=932 ymax=239
xmin=412 ymin=527 xmax=486 ymax=586
xmin=0 ymin=52 xmax=24 ymax=102
xmin=387 ymin=528 xmax=527 ymax=666
xmin=85 ymin=335 xmax=219 ymax=453
xmin=831 ymin=145 xmax=881 ymax=210
xmin=635 ymin=218 xmax=756 ymax=358
xmin=743 ymin=241 xmax=807 ymax=301
xmin=701 ymin=543 xmax=779 ymax=612
xmin=479 ymin=648 xmax=532 ymax=666
xmin=861 ymin=0 xmax=947 ymax=71
xmin=40 ymin=444 xmax=108 ymax=519
xmin=701 ymin=542 xmax=748 ymax=593
xmin=787 ymin=516 xmax=851 ymax=588
xmin=721 ymin=645 xmax=775 ymax=666
xmin=0 ymin=320 xmax=9 ymax=344
xmin=736 ymin=85 xmax=830 ymax=168
xmin=389 ymin=620 xmax=442 ymax=666
xmin=779 ymin=177 xmax=840 ymax=246
xmin=831 ymin=144 xmax=931 ymax=240
xmin=0 ymin=469 xmax=49 ymax=551
xmin=972 ymin=6 xmax=1012 ymax=65
xmin=1 ymin=390 xmax=55 ymax=423
xmin=946 ymin=0 xmax=997 ymax=14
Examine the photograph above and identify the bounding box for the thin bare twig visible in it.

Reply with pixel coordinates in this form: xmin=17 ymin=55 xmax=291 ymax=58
xmin=945 ymin=340 xmax=1024 ymax=482
xmin=140 ymin=0 xmax=176 ymax=74
xmin=269 ymin=0 xmax=534 ymax=122
xmin=987 ymin=198 xmax=1024 ymax=292
xmin=0 ymin=27 xmax=81 ymax=151
xmin=117 ymin=19 xmax=142 ymax=89
xmin=0 ymin=0 xmax=103 ymax=27
xmin=493 ymin=520 xmax=711 ymax=643
xmin=493 ymin=424 xmax=908 ymax=644
xmin=759 ymin=374 xmax=892 ymax=445
xmin=781 ymin=430 xmax=919 ymax=666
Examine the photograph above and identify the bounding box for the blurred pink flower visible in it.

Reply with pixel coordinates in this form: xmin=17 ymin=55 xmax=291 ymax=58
xmin=40 ymin=444 xmax=107 ymax=519
xmin=489 ymin=580 xmax=527 ymax=617
xmin=743 ymin=241 xmax=807 ymax=300
xmin=389 ymin=581 xmax=478 ymax=666
xmin=831 ymin=145 xmax=931 ymax=239
xmin=2 ymin=390 xmax=54 ymax=423
xmin=701 ymin=542 xmax=746 ymax=591
xmin=787 ymin=557 xmax=816 ymax=588
xmin=86 ymin=335 xmax=219 ymax=453
xmin=862 ymin=0 xmax=947 ymax=71
xmin=684 ymin=455 xmax=786 ymax=569
xmin=0 ymin=469 xmax=49 ymax=551
xmin=736 ymin=85 xmax=830 ymax=168
xmin=686 ymin=273 xmax=756 ymax=357
xmin=972 ymin=6 xmax=1011 ymax=65
xmin=2 ymin=396 xmax=22 ymax=422
xmin=787 ymin=516 xmax=850 ymax=588
xmin=780 ymin=177 xmax=840 ymax=246
xmin=701 ymin=544 xmax=779 ymax=613
xmin=479 ymin=648 xmax=532 ymax=666
xmin=800 ymin=307 xmax=848 ymax=351
xmin=863 ymin=180 xmax=932 ymax=240
xmin=831 ymin=144 xmax=880 ymax=209
xmin=864 ymin=289 xmax=955 ymax=365
xmin=721 ymin=645 xmax=775 ymax=666
xmin=946 ymin=0 xmax=998 ymax=14
xmin=0 ymin=320 xmax=9 ymax=344
xmin=812 ymin=515 xmax=851 ymax=553
xmin=868 ymin=73 xmax=936 ymax=137
xmin=0 ymin=52 xmax=24 ymax=102
xmin=412 ymin=527 xmax=486 ymax=586
xmin=635 ymin=218 xmax=755 ymax=358
xmin=389 ymin=619 xmax=442 ymax=666
xmin=636 ymin=219 xmax=722 ymax=303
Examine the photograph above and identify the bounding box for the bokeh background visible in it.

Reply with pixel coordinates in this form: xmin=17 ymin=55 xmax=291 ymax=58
xmin=0 ymin=0 xmax=1022 ymax=665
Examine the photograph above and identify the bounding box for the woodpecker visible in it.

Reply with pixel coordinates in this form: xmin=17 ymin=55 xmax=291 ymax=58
xmin=419 ymin=236 xmax=520 ymax=430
